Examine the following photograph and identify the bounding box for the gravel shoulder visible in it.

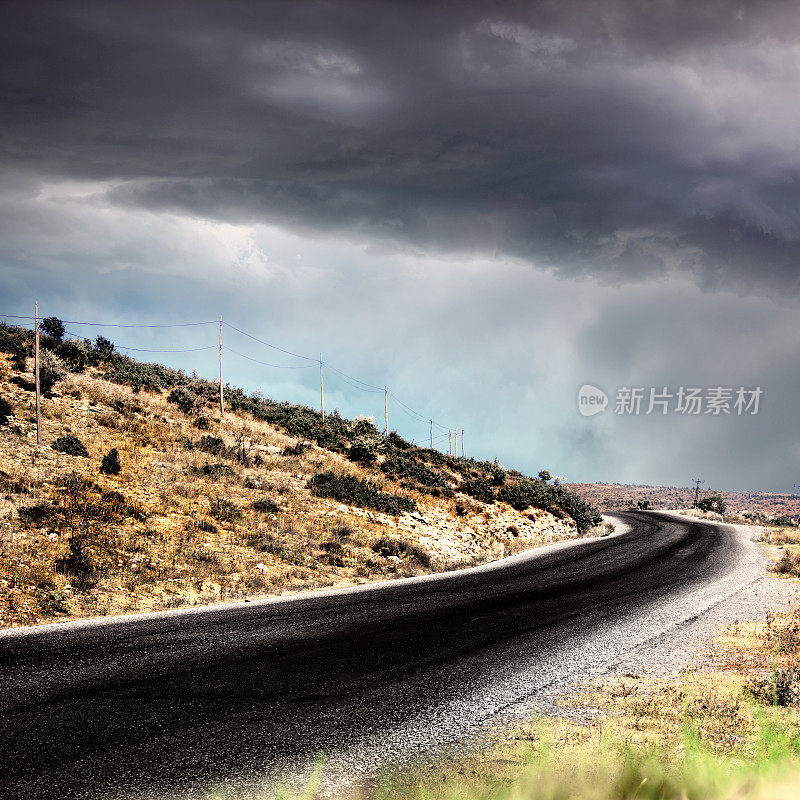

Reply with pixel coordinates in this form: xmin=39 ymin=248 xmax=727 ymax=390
xmin=605 ymin=514 xmax=795 ymax=679
xmin=301 ymin=513 xmax=782 ymax=793
xmin=499 ymin=512 xmax=796 ymax=724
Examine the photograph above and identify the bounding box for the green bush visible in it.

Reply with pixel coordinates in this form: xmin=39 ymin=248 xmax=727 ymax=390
xmin=56 ymin=339 xmax=91 ymax=372
xmin=47 ymin=475 xmax=139 ymax=588
xmin=381 ymin=452 xmax=441 ymax=487
xmin=209 ymin=496 xmax=242 ymax=522
xmin=168 ymin=385 xmax=200 ymax=415
xmin=698 ymin=494 xmax=727 ymax=514
xmin=92 ymin=335 xmax=115 ymax=363
xmin=52 ymin=434 xmax=89 ymax=458
xmin=196 ymin=435 xmax=226 ymax=456
xmin=308 ymin=471 xmax=417 ymax=515
xmin=773 ymin=551 xmax=800 ymax=577
xmin=549 ymin=485 xmax=602 ymax=532
xmin=497 ymin=479 xmax=602 ymax=532
xmin=490 ymin=466 xmax=507 ymax=486
xmin=0 ymin=323 xmax=31 ymax=370
xmin=370 ymin=535 xmax=432 ymax=567
xmin=282 ymin=441 xmax=310 ymax=457
xmin=41 ymin=317 xmax=65 ymax=341
xmin=387 ymin=431 xmax=412 ymax=450
xmin=187 ymin=462 xmax=235 ymax=480
xmin=39 ymin=350 xmax=67 ymax=395
xmin=193 ymin=415 xmax=211 ymax=430
xmin=222 ymin=387 xmax=377 ymax=456
xmin=100 ymin=448 xmax=121 ymax=475
xmin=246 ymin=532 xmax=285 ymax=557
xmin=746 ymin=667 xmax=800 ymax=706
xmin=348 ymin=436 xmax=379 ymax=464
xmin=499 ymin=480 xmax=551 ymax=511
xmin=37 ymin=587 xmax=70 ymax=614
xmin=460 ymin=476 xmax=496 ymax=503
xmin=17 ymin=503 xmax=57 ymax=527
xmin=252 ymin=498 xmax=280 ymax=513
xmin=103 ymin=354 xmax=185 ymax=392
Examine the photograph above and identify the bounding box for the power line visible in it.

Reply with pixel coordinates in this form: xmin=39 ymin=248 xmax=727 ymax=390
xmin=8 ymin=320 xmax=218 ymax=354
xmin=222 ymin=320 xmax=457 ymax=435
xmin=114 ymin=344 xmax=217 ymax=354
xmin=386 ymin=390 xmax=428 ymax=422
xmin=388 ymin=389 xmax=454 ymax=432
xmin=0 ymin=313 xmax=216 ymax=328
xmin=3 ymin=310 xmax=461 ymax=454
xmin=327 ymin=364 xmax=384 ymax=393
xmin=225 ymin=321 xmax=457 ymax=436
xmin=60 ymin=328 xmax=217 ymax=354
xmin=222 ymin=321 xmax=316 ymax=362
xmin=223 ymin=346 xmax=315 ymax=370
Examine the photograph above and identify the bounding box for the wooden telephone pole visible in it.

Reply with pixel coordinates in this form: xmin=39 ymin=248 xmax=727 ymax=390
xmin=34 ymin=300 xmax=41 ymax=446
xmin=430 ymin=420 xmax=433 ymax=449
xmin=219 ymin=314 xmax=224 ymax=418
xmin=320 ymin=353 xmax=325 ymax=421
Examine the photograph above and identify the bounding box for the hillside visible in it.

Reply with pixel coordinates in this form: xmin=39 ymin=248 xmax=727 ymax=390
xmin=565 ymin=481 xmax=800 ymax=523
xmin=0 ymin=322 xmax=601 ymax=627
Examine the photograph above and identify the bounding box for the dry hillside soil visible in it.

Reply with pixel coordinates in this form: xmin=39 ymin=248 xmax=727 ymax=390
xmin=0 ymin=352 xmax=584 ymax=627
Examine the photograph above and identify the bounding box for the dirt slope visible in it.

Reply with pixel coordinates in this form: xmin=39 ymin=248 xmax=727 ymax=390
xmin=0 ymin=350 xmax=581 ymax=627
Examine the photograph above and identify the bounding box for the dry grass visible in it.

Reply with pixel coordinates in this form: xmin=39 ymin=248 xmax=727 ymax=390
xmin=758 ymin=527 xmax=800 ymax=546
xmin=370 ymin=600 xmax=800 ymax=800
xmin=0 ymin=355 xmax=578 ymax=627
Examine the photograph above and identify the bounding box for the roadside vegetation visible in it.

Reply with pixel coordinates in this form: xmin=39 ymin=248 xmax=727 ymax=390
xmin=0 ymin=321 xmax=601 ymax=627
xmin=266 ymin=602 xmax=800 ymax=800
xmin=758 ymin=526 xmax=800 ymax=578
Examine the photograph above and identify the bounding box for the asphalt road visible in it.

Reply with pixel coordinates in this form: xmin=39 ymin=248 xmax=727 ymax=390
xmin=0 ymin=512 xmax=745 ymax=799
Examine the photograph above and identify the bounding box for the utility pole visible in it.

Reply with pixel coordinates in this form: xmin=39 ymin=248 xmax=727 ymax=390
xmin=34 ymin=300 xmax=41 ymax=446
xmin=384 ymin=386 xmax=388 ymax=437
xmin=692 ymin=478 xmax=703 ymax=508
xmin=219 ymin=314 xmax=224 ymax=418
xmin=449 ymin=430 xmax=452 ymax=455
xmin=430 ymin=420 xmax=433 ymax=449
xmin=461 ymin=428 xmax=465 ymax=458
xmin=320 ymin=353 xmax=325 ymax=421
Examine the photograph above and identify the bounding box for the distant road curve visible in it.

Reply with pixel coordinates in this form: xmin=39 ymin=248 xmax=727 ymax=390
xmin=0 ymin=512 xmax=752 ymax=799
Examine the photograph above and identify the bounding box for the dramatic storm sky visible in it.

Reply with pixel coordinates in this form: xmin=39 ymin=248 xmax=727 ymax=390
xmin=2 ymin=1 xmax=799 ymax=491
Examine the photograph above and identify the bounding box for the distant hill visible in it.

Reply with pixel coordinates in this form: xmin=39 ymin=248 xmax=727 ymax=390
xmin=0 ymin=321 xmax=601 ymax=627
xmin=564 ymin=482 xmax=800 ymax=523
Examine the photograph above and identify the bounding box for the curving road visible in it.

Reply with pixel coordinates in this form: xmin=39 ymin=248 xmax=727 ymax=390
xmin=0 ymin=512 xmax=751 ymax=799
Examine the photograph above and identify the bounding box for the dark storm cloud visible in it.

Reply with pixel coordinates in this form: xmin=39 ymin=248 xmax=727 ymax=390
xmin=2 ymin=0 xmax=800 ymax=292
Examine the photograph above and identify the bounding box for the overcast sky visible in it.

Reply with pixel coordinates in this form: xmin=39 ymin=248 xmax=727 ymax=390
xmin=2 ymin=0 xmax=799 ymax=491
